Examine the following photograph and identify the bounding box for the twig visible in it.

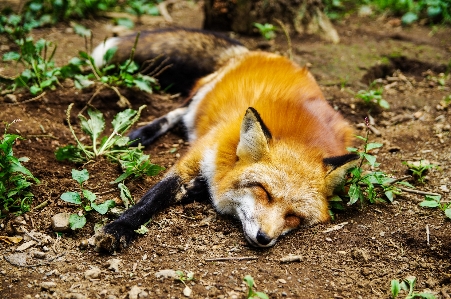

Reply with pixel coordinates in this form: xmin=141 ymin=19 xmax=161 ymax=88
xmin=0 ymin=92 xmax=46 ymax=106
xmin=19 ymin=226 xmax=41 ymax=244
xmin=398 ymin=187 xmax=441 ymax=197
xmin=25 ymin=134 xmax=58 ymax=140
xmin=426 ymin=224 xmax=430 ymax=246
xmin=94 ymin=188 xmax=117 ymax=196
xmin=384 ymin=175 xmax=411 ymax=186
xmin=274 ymin=18 xmax=292 ymax=60
xmin=205 ymin=256 xmax=258 ymax=262
xmin=79 ymin=85 xmax=104 ymax=116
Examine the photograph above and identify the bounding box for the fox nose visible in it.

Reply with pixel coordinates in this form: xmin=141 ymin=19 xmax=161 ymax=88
xmin=256 ymin=230 xmax=273 ymax=246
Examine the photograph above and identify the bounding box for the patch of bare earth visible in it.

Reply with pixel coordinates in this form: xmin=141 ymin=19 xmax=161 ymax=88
xmin=1 ymin=4 xmax=450 ymax=299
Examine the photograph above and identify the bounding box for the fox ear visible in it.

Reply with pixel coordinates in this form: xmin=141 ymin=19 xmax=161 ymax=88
xmin=236 ymin=107 xmax=272 ymax=162
xmin=323 ymin=154 xmax=359 ymax=194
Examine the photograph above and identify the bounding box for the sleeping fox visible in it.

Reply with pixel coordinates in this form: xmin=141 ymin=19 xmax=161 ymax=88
xmin=92 ymin=28 xmax=357 ymax=252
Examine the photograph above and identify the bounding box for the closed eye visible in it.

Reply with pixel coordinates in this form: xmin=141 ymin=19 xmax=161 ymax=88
xmin=244 ymin=182 xmax=272 ymax=203
xmin=285 ymin=214 xmax=302 ymax=228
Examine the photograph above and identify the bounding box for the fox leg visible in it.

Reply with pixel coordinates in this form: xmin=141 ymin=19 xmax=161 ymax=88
xmin=128 ymin=107 xmax=188 ymax=147
xmin=94 ymin=173 xmax=209 ymax=252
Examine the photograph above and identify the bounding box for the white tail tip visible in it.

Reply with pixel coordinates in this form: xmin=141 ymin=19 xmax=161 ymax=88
xmin=91 ymin=37 xmax=120 ymax=68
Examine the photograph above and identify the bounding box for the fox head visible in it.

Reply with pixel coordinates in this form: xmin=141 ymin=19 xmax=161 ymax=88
xmin=212 ymin=107 xmax=357 ymax=247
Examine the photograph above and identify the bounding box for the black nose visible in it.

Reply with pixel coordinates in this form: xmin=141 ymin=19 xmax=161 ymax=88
xmin=256 ymin=230 xmax=272 ymax=246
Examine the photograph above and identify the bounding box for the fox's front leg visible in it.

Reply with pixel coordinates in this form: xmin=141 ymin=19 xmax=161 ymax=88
xmin=94 ymin=174 xmax=182 ymax=252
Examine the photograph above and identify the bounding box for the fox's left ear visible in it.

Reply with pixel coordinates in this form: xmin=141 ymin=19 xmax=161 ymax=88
xmin=323 ymin=153 xmax=359 ymax=194
xmin=236 ymin=107 xmax=272 ymax=162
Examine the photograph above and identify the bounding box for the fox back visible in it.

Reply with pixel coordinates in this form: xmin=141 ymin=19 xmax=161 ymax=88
xmin=93 ymin=29 xmax=357 ymax=252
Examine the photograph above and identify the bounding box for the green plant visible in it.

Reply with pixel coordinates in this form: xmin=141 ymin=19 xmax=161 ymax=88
xmin=253 ymin=22 xmax=277 ymax=40
xmin=243 ymin=275 xmax=269 ymax=299
xmin=0 ymin=120 xmax=40 ymax=217
xmin=62 ymin=32 xmax=158 ymax=107
xmin=175 ymin=270 xmax=194 ymax=286
xmin=402 ymin=160 xmax=437 ymax=183
xmin=125 ymin=0 xmax=160 ymax=23
xmin=419 ymin=194 xmax=451 ymax=219
xmin=60 ymin=169 xmax=116 ymax=230
xmin=2 ymin=37 xmax=61 ymax=95
xmin=391 ymin=276 xmax=435 ymax=299
xmin=356 ymin=88 xmax=390 ymax=109
xmin=55 ymin=104 xmax=164 ymax=183
xmin=331 ymin=119 xmax=412 ymax=210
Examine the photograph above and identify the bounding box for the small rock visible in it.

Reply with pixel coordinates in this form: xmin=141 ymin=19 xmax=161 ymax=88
xmin=155 ymin=269 xmax=178 ymax=279
xmin=128 ymin=285 xmax=148 ymax=299
xmin=33 ymin=251 xmax=46 ymax=259
xmin=325 ymin=237 xmax=333 ymax=242
xmin=183 ymin=286 xmax=192 ymax=297
xmin=40 ymin=281 xmax=57 ymax=291
xmin=85 ymin=267 xmax=101 ymax=279
xmin=413 ymin=111 xmax=423 ymax=119
xmin=361 ymin=268 xmax=371 ymax=276
xmin=351 ymin=248 xmax=370 ymax=263
xmin=277 ymin=279 xmax=287 ymax=284
xmin=16 ymin=240 xmax=37 ymax=252
xmin=440 ymin=185 xmax=449 ymax=193
xmin=280 ymin=255 xmax=303 ymax=263
xmin=4 ymin=94 xmax=17 ymax=103
xmin=106 ymin=258 xmax=121 ymax=273
xmin=64 ymin=293 xmax=87 ymax=299
xmin=51 ymin=213 xmax=71 ymax=232
xmin=79 ymin=239 xmax=89 ymax=250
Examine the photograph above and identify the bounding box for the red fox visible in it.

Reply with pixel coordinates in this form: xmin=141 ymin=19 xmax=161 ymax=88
xmin=93 ymin=29 xmax=357 ymax=252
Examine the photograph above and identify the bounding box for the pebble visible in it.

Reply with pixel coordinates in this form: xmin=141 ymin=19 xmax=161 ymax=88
xmin=51 ymin=213 xmax=71 ymax=232
xmin=33 ymin=251 xmax=46 ymax=259
xmin=155 ymin=269 xmax=178 ymax=279
xmin=106 ymin=258 xmax=121 ymax=272
xmin=40 ymin=281 xmax=57 ymax=290
xmin=278 ymin=279 xmax=287 ymax=284
xmin=79 ymin=239 xmax=89 ymax=250
xmin=183 ymin=286 xmax=192 ymax=297
xmin=16 ymin=240 xmax=37 ymax=252
xmin=280 ymin=255 xmax=303 ymax=263
xmin=351 ymin=248 xmax=370 ymax=263
xmin=85 ymin=267 xmax=101 ymax=279
xmin=128 ymin=285 xmax=148 ymax=299
xmin=440 ymin=185 xmax=449 ymax=193
xmin=4 ymin=94 xmax=17 ymax=103
xmin=64 ymin=293 xmax=87 ymax=299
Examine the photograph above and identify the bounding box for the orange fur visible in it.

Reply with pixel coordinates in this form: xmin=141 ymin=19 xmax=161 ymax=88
xmin=172 ymin=52 xmax=355 ymax=246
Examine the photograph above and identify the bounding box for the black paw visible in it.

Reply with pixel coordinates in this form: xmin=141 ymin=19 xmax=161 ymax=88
xmin=93 ymin=223 xmax=138 ymax=253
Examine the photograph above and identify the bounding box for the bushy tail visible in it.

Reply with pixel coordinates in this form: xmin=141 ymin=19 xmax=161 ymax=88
xmin=91 ymin=28 xmax=248 ymax=94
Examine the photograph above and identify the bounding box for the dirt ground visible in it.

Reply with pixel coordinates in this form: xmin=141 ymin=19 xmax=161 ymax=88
xmin=1 ymin=2 xmax=451 ymax=299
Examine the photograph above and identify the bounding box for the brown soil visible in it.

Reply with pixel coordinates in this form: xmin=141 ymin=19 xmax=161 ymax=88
xmin=1 ymin=3 xmax=451 ymax=299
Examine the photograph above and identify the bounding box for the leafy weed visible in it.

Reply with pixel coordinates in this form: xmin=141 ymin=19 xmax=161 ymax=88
xmin=391 ymin=276 xmax=435 ymax=299
xmin=60 ymin=169 xmax=116 ymax=230
xmin=243 ymin=275 xmax=269 ymax=299
xmin=253 ymin=22 xmax=277 ymax=40
xmin=55 ymin=104 xmax=164 ymax=183
xmin=419 ymin=194 xmax=451 ymax=220
xmin=356 ymin=88 xmax=390 ymax=109
xmin=402 ymin=160 xmax=437 ymax=184
xmin=0 ymin=120 xmax=40 ymax=217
